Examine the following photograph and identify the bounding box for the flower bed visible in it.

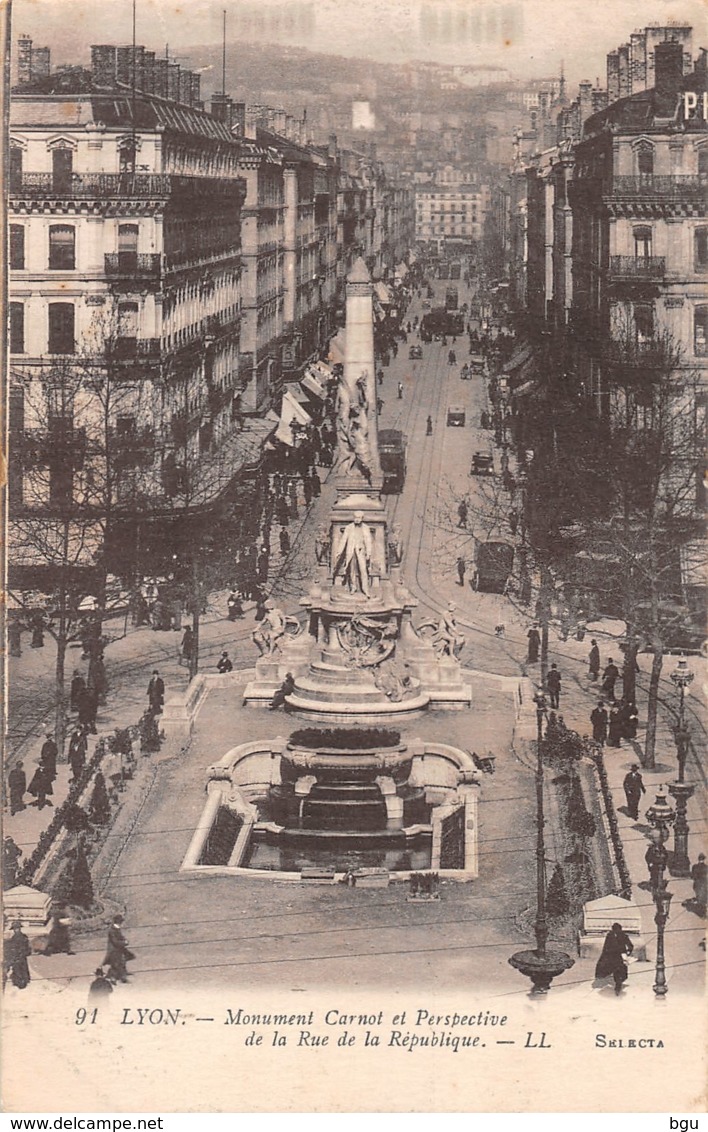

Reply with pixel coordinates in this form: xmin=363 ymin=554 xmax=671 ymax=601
xmin=289 ymin=727 xmax=401 ymax=751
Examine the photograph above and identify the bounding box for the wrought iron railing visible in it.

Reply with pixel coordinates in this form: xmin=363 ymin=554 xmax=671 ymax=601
xmin=608 ymin=255 xmax=666 ymax=279
xmin=104 ymin=252 xmax=161 ymax=277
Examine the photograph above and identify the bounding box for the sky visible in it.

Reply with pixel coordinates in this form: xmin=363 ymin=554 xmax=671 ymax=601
xmin=9 ymin=0 xmax=707 ymax=88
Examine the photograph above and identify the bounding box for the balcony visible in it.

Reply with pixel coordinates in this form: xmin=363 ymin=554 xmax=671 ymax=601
xmin=608 ymin=175 xmax=708 ymax=200
xmin=106 ymin=337 xmax=161 ymax=362
xmin=11 ymin=172 xmax=244 ymax=202
xmin=608 ymin=256 xmax=666 ymax=280
xmin=105 ymin=252 xmax=162 ymax=283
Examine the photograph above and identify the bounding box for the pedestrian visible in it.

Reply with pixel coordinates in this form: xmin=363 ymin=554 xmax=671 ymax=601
xmin=456 ymin=557 xmax=466 ymax=587
xmin=217 ymin=651 xmax=233 ymax=674
xmin=426 ymin=416 xmax=433 ymax=436
xmin=607 ymin=706 xmax=623 ymax=748
xmin=103 ymin=915 xmax=134 ymax=984
xmin=68 ymin=726 xmax=88 ymax=782
xmin=397 ymin=381 xmax=403 ymax=399
xmin=5 ymin=921 xmax=32 ymax=989
xmin=645 ymin=837 xmax=668 ymax=890
xmin=457 ymin=499 xmax=468 ymax=528
xmin=227 ymin=591 xmax=244 ymax=620
xmin=377 ymin=368 xmax=384 ymax=386
xmin=690 ymin=854 xmax=707 ymax=916
xmin=3 ymin=836 xmax=22 ymax=889
xmin=40 ymin=733 xmax=58 ymax=782
xmin=280 ymin=527 xmax=291 ymax=556
xmin=590 ymin=701 xmax=608 ymax=746
xmin=8 ymin=761 xmax=27 ymax=815
xmin=377 ymin=397 xmax=384 ymax=415
xmin=27 ymin=761 xmax=53 ymax=809
xmin=89 ymin=967 xmax=114 ymax=1004
xmin=559 ymin=608 xmax=571 ymax=642
xmin=594 ymin=922 xmax=634 ymax=995
xmin=70 ymin=670 xmax=86 ymax=713
xmin=508 ymin=508 xmax=519 ymax=536
xmin=310 ymin=471 xmax=321 ymax=499
xmin=622 ymin=701 xmax=639 ymax=741
xmin=588 ymin=639 xmax=600 ymax=681
xmin=180 ymin=626 xmax=194 ymax=668
xmin=78 ymin=686 xmax=98 ymax=734
xmin=546 ymin=663 xmax=561 ymax=710
xmin=30 ymin=616 xmax=44 ymax=649
xmin=527 ymin=623 xmax=541 ymax=664
xmin=269 ymin=672 xmax=295 ymax=711
xmin=45 ymin=907 xmax=74 ymax=956
xmin=623 ymin=764 xmax=645 ymax=818
xmin=147 ymin=670 xmax=165 ymax=715
xmin=303 ymin=477 xmax=312 ymax=506
xmin=601 ymin=658 xmax=620 ymax=702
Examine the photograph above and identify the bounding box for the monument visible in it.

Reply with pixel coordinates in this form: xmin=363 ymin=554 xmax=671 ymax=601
xmin=244 ymin=257 xmax=471 ymax=719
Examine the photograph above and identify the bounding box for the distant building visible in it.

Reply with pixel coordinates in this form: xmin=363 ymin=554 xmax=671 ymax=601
xmin=352 ymin=101 xmax=376 ymax=130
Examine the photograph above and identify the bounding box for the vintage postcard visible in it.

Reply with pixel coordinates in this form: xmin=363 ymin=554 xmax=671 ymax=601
xmin=1 ymin=0 xmax=707 ymax=1114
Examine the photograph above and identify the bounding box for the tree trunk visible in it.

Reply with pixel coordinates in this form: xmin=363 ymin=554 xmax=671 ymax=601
xmin=622 ymin=636 xmax=639 ymax=705
xmin=189 ymin=558 xmax=200 ymax=682
xmin=644 ymin=647 xmax=663 ymax=770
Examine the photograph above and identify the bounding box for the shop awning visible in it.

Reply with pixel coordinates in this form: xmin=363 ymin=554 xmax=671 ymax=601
xmin=374 ymin=281 xmax=392 ymax=304
xmin=503 ymin=343 xmax=533 ymax=374
xmin=287 ymin=383 xmax=311 ymax=405
xmin=275 ymin=389 xmax=312 ymax=446
xmin=302 ymin=368 xmax=326 ymax=399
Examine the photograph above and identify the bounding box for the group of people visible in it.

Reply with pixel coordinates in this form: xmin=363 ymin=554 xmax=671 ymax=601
xmin=4 ymin=912 xmax=135 ymax=994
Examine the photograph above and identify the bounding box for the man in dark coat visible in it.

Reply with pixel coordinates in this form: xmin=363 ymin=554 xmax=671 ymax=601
xmin=311 ymin=472 xmax=321 ymax=498
xmin=27 ymin=761 xmax=53 ymax=809
xmin=595 ymin=922 xmax=634 ymax=994
xmin=691 ymin=854 xmax=707 ymax=916
xmin=5 ymin=921 xmax=31 ymax=989
xmin=607 ymin=706 xmax=623 ymax=748
xmin=590 ymin=702 xmax=608 ymax=745
xmin=77 ymin=686 xmax=98 ymax=734
xmin=588 ymin=639 xmax=600 ymax=681
xmin=546 ymin=664 xmax=561 ymax=710
xmin=217 ymin=651 xmax=233 ymax=674
xmin=68 ymin=726 xmax=88 ymax=781
xmin=70 ymin=670 xmax=86 ymax=713
xmin=623 ymin=764 xmax=645 ymax=819
xmin=103 ymin=915 xmax=134 ymax=983
xmin=147 ymin=670 xmax=165 ymax=714
xmin=89 ymin=967 xmax=114 ymax=1003
xmin=3 ymin=837 xmax=22 ymax=889
xmin=269 ymin=672 xmax=295 ymax=711
xmin=8 ymin=762 xmax=27 ymax=814
xmin=40 ymin=734 xmax=58 ymax=782
xmin=456 ymin=557 xmax=466 ymax=586
xmin=645 ymin=838 xmax=668 ymax=890
xmin=527 ymin=624 xmax=541 ymax=663
xmin=601 ymin=658 xmax=620 ymax=703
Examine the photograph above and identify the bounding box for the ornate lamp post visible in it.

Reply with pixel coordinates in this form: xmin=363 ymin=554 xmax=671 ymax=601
xmin=645 ymin=786 xmax=676 ymax=845
xmin=652 ymin=886 xmax=674 ymax=997
xmin=509 ymin=693 xmax=575 ymax=993
xmin=668 ymin=657 xmax=695 ymax=877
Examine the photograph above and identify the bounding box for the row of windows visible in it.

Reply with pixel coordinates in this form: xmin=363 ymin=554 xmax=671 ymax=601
xmin=629 ymin=225 xmax=708 ymax=271
xmin=10 ymin=223 xmax=140 ymax=272
xmin=9 ymin=300 xmax=144 ymax=355
xmin=633 ymin=142 xmax=708 ymax=177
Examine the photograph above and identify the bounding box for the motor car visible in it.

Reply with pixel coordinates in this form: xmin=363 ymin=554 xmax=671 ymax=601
xmin=469 ymin=354 xmax=486 ymax=375
xmin=447 ymin=406 xmax=466 ymax=427
xmin=409 ymin=344 xmax=423 ymax=359
xmin=470 ymin=452 xmax=494 ymax=475
xmin=378 ymin=429 xmax=408 ymax=493
xmin=472 ymin=542 xmax=514 ymax=594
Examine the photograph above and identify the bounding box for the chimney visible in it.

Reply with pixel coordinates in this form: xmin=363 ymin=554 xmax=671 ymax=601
xmin=328 ymin=132 xmax=338 ymax=158
xmin=655 ymin=40 xmax=684 ymax=112
xmin=142 ymin=50 xmax=156 ymax=93
xmin=17 ymin=35 xmax=33 ymax=85
xmin=232 ymin=102 xmax=246 ymax=135
xmin=167 ymin=63 xmax=181 ymax=101
xmin=190 ymin=72 xmax=201 ymax=106
xmin=116 ymin=45 xmax=145 ymax=89
xmin=178 ymin=68 xmax=192 ymax=105
xmin=592 ymin=88 xmax=608 ymax=113
xmin=578 ymin=79 xmax=593 ymax=124
xmin=31 ymin=46 xmax=51 ymax=79
xmin=91 ymin=45 xmax=117 ymax=88
xmin=211 ymin=92 xmax=233 ymax=125
xmin=153 ymin=58 xmax=169 ymax=98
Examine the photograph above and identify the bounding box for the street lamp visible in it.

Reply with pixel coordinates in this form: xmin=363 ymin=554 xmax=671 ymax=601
xmin=652 ymin=886 xmax=674 ymax=997
xmin=670 ymin=658 xmax=694 ymax=783
xmin=645 ymin=785 xmax=676 ymax=845
xmin=509 ymin=693 xmax=575 ymax=993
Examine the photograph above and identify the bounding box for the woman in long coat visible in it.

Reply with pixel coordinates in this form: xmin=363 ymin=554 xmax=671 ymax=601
xmin=103 ymin=915 xmax=134 ymax=983
xmin=45 ymin=909 xmax=73 ymax=956
xmin=595 ymin=922 xmax=634 ymax=994
xmin=5 ymin=921 xmax=31 ymax=988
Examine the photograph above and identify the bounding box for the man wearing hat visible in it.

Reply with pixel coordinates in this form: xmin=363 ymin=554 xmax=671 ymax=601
xmin=147 ymin=670 xmax=165 ymax=715
xmin=691 ymin=854 xmax=707 ymax=916
xmin=590 ymin=701 xmax=608 ymax=746
xmin=8 ymin=760 xmax=27 ymax=814
xmin=89 ymin=967 xmax=114 ymax=1002
xmin=217 ymin=651 xmax=233 ymax=674
xmin=5 ymin=921 xmax=31 ymax=989
xmin=40 ymin=733 xmax=58 ymax=782
xmin=623 ymin=764 xmax=646 ymax=820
